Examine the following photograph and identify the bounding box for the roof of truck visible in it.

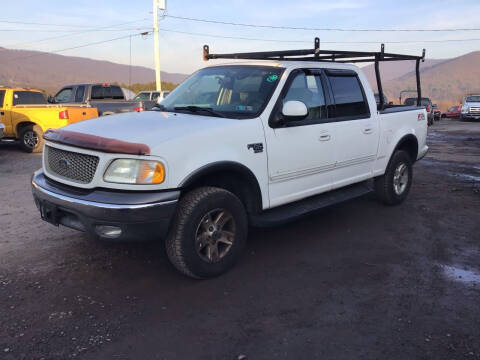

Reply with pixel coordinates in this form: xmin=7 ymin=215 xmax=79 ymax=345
xmin=206 ymin=60 xmax=360 ymax=71
xmin=0 ymin=87 xmax=43 ymax=92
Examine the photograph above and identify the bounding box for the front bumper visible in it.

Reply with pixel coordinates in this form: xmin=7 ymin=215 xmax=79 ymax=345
xmin=32 ymin=170 xmax=179 ymax=241
xmin=461 ymin=114 xmax=480 ymax=121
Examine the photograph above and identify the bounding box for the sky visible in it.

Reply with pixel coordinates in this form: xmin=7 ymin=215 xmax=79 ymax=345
xmin=1 ymin=0 xmax=480 ymax=76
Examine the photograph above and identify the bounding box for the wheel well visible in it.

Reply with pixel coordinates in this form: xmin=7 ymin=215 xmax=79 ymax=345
xmin=16 ymin=121 xmax=37 ymax=136
xmin=395 ymin=135 xmax=418 ymax=162
xmin=180 ymin=163 xmax=263 ymax=214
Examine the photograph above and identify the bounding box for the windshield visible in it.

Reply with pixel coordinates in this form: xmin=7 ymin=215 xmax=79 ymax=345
xmin=134 ymin=92 xmax=150 ymax=101
xmin=158 ymin=65 xmax=284 ymax=118
xmin=466 ymin=95 xmax=480 ymax=102
xmin=404 ymin=98 xmax=431 ymax=106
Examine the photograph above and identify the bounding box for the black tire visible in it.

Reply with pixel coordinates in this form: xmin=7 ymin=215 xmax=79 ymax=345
xmin=165 ymin=187 xmax=248 ymax=279
xmin=18 ymin=125 xmax=44 ymax=153
xmin=374 ymin=150 xmax=413 ymax=206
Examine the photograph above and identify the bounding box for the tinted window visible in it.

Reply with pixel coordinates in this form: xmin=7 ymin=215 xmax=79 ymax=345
xmin=152 ymin=92 xmax=160 ymax=100
xmin=404 ymin=98 xmax=431 ymax=106
xmin=13 ymin=91 xmax=47 ymax=105
xmin=0 ymin=90 xmax=5 ymax=107
xmin=328 ymin=74 xmax=369 ymax=118
xmin=111 ymin=86 xmax=124 ymax=99
xmin=283 ymin=72 xmax=326 ymax=121
xmin=91 ymin=85 xmax=124 ymax=100
xmin=75 ymin=86 xmax=85 ymax=102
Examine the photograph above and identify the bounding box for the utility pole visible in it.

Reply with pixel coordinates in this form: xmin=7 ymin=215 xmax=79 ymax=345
xmin=153 ymin=0 xmax=166 ymax=91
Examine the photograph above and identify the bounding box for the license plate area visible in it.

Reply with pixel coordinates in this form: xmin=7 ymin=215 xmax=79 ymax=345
xmin=39 ymin=200 xmax=60 ymax=226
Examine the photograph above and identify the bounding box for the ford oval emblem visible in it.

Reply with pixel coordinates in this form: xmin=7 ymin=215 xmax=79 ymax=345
xmin=58 ymin=158 xmax=70 ymax=170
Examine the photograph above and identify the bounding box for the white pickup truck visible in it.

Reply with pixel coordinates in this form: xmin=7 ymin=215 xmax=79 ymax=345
xmin=461 ymin=94 xmax=480 ymax=121
xmin=32 ymin=41 xmax=428 ymax=278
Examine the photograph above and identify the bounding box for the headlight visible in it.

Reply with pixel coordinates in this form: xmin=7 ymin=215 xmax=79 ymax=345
xmin=104 ymin=159 xmax=165 ymax=184
xmin=461 ymin=107 xmax=468 ymax=113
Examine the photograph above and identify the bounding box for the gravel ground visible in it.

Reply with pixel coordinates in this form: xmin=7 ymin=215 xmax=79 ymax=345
xmin=0 ymin=118 xmax=479 ymax=360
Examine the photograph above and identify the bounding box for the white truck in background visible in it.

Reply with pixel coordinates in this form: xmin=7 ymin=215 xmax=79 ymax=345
xmin=461 ymin=94 xmax=480 ymax=121
xmin=31 ymin=40 xmax=428 ymax=279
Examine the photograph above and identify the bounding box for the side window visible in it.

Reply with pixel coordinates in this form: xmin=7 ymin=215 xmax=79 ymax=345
xmin=152 ymin=92 xmax=160 ymax=101
xmin=13 ymin=91 xmax=46 ymax=105
xmin=91 ymin=86 xmax=105 ymax=99
xmin=283 ymin=72 xmax=326 ymax=121
xmin=75 ymin=86 xmax=85 ymax=103
xmin=111 ymin=86 xmax=124 ymax=99
xmin=55 ymin=88 xmax=73 ymax=103
xmin=0 ymin=90 xmax=5 ymax=107
xmin=327 ymin=74 xmax=369 ymax=118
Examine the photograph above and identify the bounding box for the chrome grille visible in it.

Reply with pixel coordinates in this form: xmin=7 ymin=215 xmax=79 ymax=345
xmin=469 ymin=107 xmax=480 ymax=114
xmin=45 ymin=146 xmax=99 ymax=184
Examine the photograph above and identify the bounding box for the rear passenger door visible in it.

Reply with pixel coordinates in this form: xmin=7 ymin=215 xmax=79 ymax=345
xmin=324 ymin=69 xmax=379 ymax=187
xmin=264 ymin=69 xmax=337 ymax=207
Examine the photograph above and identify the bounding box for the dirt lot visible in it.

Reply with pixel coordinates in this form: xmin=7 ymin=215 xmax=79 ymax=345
xmin=1 ymin=118 xmax=479 ymax=360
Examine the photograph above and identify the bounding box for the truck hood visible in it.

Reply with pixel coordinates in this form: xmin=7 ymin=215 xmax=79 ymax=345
xmin=62 ymin=110 xmax=242 ymax=152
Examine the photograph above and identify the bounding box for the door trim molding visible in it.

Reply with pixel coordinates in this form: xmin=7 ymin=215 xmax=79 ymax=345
xmin=269 ymin=154 xmax=375 ymax=183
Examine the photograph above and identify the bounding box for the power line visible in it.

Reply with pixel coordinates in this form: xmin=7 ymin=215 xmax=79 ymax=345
xmin=0 ymin=28 xmax=150 ymax=32
xmin=165 ymin=14 xmax=480 ymax=32
xmin=5 ymin=18 xmax=150 ymax=48
xmin=157 ymin=27 xmax=480 ymax=45
xmin=1 ymin=31 xmax=152 ymax=63
xmin=0 ymin=19 xmax=148 ymax=29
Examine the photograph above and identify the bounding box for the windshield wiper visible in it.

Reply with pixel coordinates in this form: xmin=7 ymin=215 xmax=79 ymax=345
xmin=174 ymin=105 xmax=226 ymax=118
xmin=153 ymin=104 xmax=166 ymax=111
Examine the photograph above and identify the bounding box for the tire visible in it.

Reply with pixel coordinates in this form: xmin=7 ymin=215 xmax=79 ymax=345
xmin=374 ymin=150 xmax=413 ymax=206
xmin=165 ymin=187 xmax=248 ymax=279
xmin=18 ymin=125 xmax=44 ymax=153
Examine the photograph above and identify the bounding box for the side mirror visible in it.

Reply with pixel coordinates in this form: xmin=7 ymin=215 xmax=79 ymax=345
xmin=282 ymin=100 xmax=308 ymax=120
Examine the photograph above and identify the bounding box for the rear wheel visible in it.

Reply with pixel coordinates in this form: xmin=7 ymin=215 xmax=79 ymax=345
xmin=18 ymin=125 xmax=44 ymax=153
xmin=375 ymin=150 xmax=413 ymax=205
xmin=165 ymin=187 xmax=248 ymax=279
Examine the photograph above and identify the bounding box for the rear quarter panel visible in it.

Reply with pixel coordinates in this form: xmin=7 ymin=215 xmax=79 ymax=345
xmin=373 ymin=109 xmax=428 ymax=176
xmin=10 ymin=106 xmax=97 ymax=136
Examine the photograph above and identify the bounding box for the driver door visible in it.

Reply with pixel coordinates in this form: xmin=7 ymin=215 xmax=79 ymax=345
xmin=263 ymin=69 xmax=336 ymax=208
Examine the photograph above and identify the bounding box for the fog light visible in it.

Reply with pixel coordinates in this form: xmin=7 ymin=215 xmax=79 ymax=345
xmin=95 ymin=225 xmax=122 ymax=238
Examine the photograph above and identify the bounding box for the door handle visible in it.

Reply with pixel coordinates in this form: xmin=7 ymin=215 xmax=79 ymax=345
xmin=319 ymin=134 xmax=331 ymax=141
xmin=363 ymin=128 xmax=374 ymax=134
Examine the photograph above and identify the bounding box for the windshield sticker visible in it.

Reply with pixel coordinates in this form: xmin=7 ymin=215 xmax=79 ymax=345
xmin=266 ymin=74 xmax=279 ymax=83
xmin=236 ymin=105 xmax=253 ymax=111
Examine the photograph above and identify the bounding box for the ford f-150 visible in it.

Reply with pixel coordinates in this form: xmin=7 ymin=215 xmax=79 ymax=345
xmin=31 ymin=41 xmax=428 ymax=278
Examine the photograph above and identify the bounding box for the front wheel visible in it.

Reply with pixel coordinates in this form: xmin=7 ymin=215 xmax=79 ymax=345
xmin=165 ymin=187 xmax=248 ymax=279
xmin=374 ymin=150 xmax=413 ymax=205
xmin=18 ymin=125 xmax=44 ymax=153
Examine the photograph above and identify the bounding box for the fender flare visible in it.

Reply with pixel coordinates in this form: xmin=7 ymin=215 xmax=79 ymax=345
xmin=179 ymin=161 xmax=263 ymax=212
xmin=390 ymin=134 xmax=419 ymax=163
